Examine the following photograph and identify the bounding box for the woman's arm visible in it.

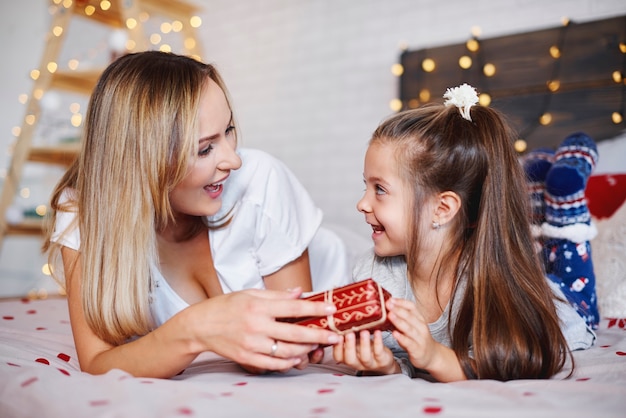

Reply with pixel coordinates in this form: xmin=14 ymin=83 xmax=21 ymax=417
xmin=64 ymin=247 xmax=196 ymax=377
xmin=62 ymin=247 xmax=339 ymax=378
xmin=263 ymin=249 xmax=312 ymax=292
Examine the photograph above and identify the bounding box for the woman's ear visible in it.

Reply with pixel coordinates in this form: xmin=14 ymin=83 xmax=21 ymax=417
xmin=434 ymin=191 xmax=461 ymax=226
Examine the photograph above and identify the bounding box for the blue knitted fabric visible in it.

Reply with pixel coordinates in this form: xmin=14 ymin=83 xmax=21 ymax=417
xmin=541 ymin=132 xmax=599 ymax=329
xmin=523 ymin=148 xmax=555 ymax=225
xmin=544 ymin=132 xmax=598 ymax=227
xmin=544 ymin=240 xmax=599 ymax=329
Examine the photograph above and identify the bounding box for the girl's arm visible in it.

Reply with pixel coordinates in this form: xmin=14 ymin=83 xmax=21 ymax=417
xmin=62 ymin=247 xmax=339 ymax=378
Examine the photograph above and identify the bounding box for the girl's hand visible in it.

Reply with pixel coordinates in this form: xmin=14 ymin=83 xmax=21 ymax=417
xmin=386 ymin=297 xmax=437 ymax=370
xmin=332 ymin=330 xmax=399 ymax=375
xmin=386 ymin=298 xmax=465 ymax=381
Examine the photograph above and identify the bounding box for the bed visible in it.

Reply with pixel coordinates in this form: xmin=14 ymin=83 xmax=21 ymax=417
xmin=0 ymin=295 xmax=625 ymax=417
xmin=2 ymin=138 xmax=626 ymax=418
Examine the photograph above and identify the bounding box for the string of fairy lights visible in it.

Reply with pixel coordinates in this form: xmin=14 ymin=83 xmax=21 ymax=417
xmin=388 ymin=18 xmax=626 ymax=154
xmin=2 ymin=6 xmax=625 ymax=296
xmin=1 ymin=0 xmax=203 ymax=296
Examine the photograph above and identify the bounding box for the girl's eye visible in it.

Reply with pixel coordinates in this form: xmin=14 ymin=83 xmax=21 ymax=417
xmin=225 ymin=125 xmax=235 ymax=136
xmin=198 ymin=143 xmax=214 ymax=156
xmin=375 ymin=185 xmax=386 ymax=195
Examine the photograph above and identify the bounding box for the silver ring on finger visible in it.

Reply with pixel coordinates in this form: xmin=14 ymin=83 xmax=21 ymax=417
xmin=270 ymin=340 xmax=278 ymax=357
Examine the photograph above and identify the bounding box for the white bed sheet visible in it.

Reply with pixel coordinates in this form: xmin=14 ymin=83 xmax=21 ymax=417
xmin=1 ymin=296 xmax=625 ymax=417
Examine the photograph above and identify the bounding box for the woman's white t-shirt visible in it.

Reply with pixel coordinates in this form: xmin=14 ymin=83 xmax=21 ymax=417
xmin=51 ymin=148 xmax=350 ymax=327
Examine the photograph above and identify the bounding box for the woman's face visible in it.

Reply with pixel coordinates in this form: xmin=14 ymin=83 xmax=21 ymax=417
xmin=169 ymin=78 xmax=242 ymax=218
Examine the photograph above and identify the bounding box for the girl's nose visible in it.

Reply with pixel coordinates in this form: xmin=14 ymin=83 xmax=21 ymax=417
xmin=356 ymin=195 xmax=370 ymax=214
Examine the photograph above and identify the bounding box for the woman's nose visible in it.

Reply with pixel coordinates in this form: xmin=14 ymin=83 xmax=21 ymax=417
xmin=219 ymin=143 xmax=242 ymax=171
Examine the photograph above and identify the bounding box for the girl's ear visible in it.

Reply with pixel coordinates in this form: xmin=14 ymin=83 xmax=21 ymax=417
xmin=434 ymin=191 xmax=462 ymax=227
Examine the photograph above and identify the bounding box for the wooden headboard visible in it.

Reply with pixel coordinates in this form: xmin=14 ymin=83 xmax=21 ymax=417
xmin=398 ymin=15 xmax=626 ymax=152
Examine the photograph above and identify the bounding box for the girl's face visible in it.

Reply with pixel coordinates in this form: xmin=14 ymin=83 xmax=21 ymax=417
xmin=169 ymin=79 xmax=242 ymax=218
xmin=357 ymin=142 xmax=411 ymax=257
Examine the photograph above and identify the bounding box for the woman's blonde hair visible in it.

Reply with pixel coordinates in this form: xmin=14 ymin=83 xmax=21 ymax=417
xmin=43 ymin=51 xmax=235 ymax=345
xmin=371 ymin=103 xmax=571 ymax=380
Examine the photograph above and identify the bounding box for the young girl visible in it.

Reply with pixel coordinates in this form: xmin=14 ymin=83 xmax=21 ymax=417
xmin=42 ymin=51 xmax=343 ymax=378
xmin=333 ymin=84 xmax=595 ymax=382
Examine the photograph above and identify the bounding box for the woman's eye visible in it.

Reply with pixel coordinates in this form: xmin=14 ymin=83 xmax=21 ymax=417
xmin=225 ymin=125 xmax=235 ymax=136
xmin=198 ymin=144 xmax=213 ymax=156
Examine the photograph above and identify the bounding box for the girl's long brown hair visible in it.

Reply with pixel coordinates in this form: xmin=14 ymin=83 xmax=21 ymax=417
xmin=42 ymin=51 xmax=235 ymax=345
xmin=372 ymin=103 xmax=571 ymax=380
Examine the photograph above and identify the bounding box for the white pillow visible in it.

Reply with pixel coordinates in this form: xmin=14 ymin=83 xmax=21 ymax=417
xmin=592 ymin=200 xmax=626 ymax=318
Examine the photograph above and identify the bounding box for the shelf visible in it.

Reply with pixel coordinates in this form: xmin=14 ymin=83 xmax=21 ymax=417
xmin=28 ymin=144 xmax=80 ymax=166
xmin=5 ymin=218 xmax=44 ymax=236
xmin=50 ymin=69 xmax=102 ymax=95
xmin=0 ymin=0 xmax=203 ymax=250
xmin=73 ymin=0 xmax=201 ymax=27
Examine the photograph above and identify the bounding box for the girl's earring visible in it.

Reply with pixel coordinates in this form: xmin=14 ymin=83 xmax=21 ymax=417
xmin=432 ymin=221 xmax=440 ymax=230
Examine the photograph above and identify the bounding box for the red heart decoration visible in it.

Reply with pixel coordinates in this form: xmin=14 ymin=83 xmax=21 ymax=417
xmin=423 ymin=406 xmax=443 ymax=414
xmin=311 ymin=407 xmax=328 ymax=414
xmin=317 ymin=388 xmax=334 ymax=394
xmin=57 ymin=353 xmax=71 ymax=362
xmin=21 ymin=377 xmax=38 ymax=387
xmin=607 ymin=318 xmax=626 ymax=329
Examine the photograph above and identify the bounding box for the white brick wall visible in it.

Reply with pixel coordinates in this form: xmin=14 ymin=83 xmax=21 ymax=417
xmin=196 ymin=0 xmax=626 ymax=236
xmin=0 ymin=0 xmax=625 ymax=293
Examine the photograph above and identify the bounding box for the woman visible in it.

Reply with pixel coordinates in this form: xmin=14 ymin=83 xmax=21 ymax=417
xmin=43 ymin=51 xmax=342 ymax=378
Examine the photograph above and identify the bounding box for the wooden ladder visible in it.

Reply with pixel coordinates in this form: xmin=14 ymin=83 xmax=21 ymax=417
xmin=0 ymin=0 xmax=202 ymax=250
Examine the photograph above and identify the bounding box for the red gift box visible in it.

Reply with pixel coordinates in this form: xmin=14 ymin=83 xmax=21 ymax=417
xmin=285 ymin=279 xmax=395 ymax=334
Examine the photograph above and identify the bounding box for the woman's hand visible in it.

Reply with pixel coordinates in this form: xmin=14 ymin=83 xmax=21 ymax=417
xmin=65 ymin=248 xmax=338 ymax=380
xmin=332 ymin=330 xmax=399 ymax=375
xmin=189 ymin=287 xmax=339 ymax=374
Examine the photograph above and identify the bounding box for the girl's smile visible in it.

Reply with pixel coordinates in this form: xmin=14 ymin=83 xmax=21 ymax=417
xmin=357 ymin=142 xmax=410 ymax=257
xmin=368 ymin=221 xmax=386 ymax=240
